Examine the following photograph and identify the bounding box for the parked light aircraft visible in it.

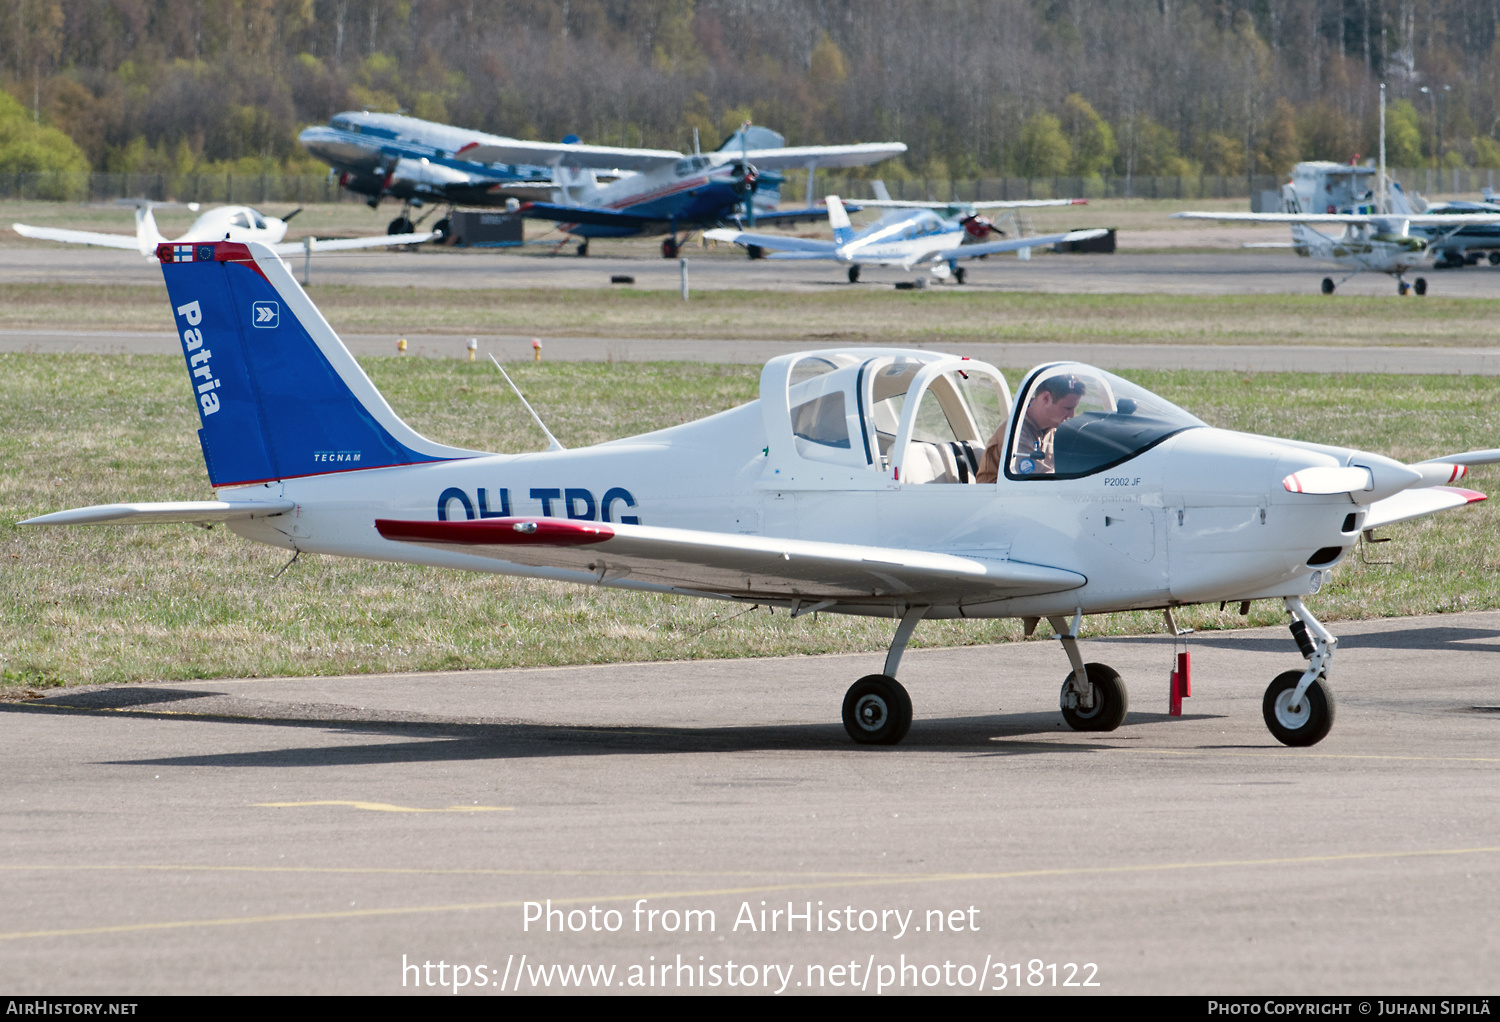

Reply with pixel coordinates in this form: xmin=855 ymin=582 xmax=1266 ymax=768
xmin=23 ymin=239 xmax=1498 ymax=748
xmin=706 ymin=195 xmax=1106 ymax=285
xmin=1174 ymin=162 xmax=1500 ymax=294
xmin=481 ymin=125 xmax=906 ymax=257
xmin=298 ymin=111 xmax=553 ymax=236
xmin=13 ymin=198 xmax=435 ymax=258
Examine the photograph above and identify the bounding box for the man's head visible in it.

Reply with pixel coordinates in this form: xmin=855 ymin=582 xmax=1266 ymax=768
xmin=1025 ymin=374 xmax=1086 ymax=432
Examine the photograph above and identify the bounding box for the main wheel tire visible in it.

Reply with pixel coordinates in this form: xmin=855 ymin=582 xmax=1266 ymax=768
xmin=1414 ymin=277 xmax=1428 ymax=295
xmin=1262 ymin=670 xmax=1335 ymax=747
xmin=387 ymin=217 xmax=415 ymax=235
xmin=576 ymin=241 xmax=589 ymax=257
xmin=1059 ymin=663 xmax=1128 ymax=732
xmin=1321 ymin=277 xmax=1335 ymax=294
xmin=954 ymin=267 xmax=967 ymax=285
xmin=661 ymin=238 xmax=680 ymax=259
xmin=842 ymin=674 xmax=913 ymax=746
xmin=847 ymin=265 xmax=861 ymax=283
xmin=1398 ymin=280 xmax=1410 ymax=295
xmin=1488 ymin=251 xmax=1500 ymax=266
xmin=431 ymin=217 xmax=451 ymax=242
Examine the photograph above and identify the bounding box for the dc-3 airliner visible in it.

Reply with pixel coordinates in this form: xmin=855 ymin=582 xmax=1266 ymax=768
xmin=13 ymin=198 xmax=435 ymax=257
xmin=22 ymin=240 xmax=1499 ymax=747
xmin=706 ymin=194 xmax=1106 ymax=285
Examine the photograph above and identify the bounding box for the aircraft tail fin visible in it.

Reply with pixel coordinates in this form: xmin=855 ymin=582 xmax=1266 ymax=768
xmin=871 ymin=180 xmax=892 ymax=202
xmin=1387 ymin=180 xmax=1416 ymax=215
xmin=156 ymin=241 xmax=479 ymax=490
xmin=826 ymin=195 xmax=855 ymax=246
xmin=133 ymin=205 xmax=166 ymax=255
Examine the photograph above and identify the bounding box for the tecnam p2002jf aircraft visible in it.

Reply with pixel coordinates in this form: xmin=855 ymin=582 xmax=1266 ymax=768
xmin=23 ymin=241 xmax=1498 ymax=747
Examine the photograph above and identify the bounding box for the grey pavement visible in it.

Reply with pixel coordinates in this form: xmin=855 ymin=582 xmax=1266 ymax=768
xmin=2 ymin=610 xmax=1498 ymax=994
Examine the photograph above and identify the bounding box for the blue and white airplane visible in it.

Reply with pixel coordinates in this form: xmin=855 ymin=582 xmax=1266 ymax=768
xmin=476 ymin=125 xmax=906 ymax=257
xmin=21 ymin=238 xmax=1500 ymax=749
xmin=706 ymin=194 xmax=1107 ymax=285
xmin=298 ymin=111 xmax=554 ymax=236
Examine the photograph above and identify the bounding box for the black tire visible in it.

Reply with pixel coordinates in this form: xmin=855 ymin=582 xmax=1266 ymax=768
xmin=1398 ymin=280 xmax=1410 ymax=295
xmin=431 ymin=217 xmax=450 ymax=242
xmin=1262 ymin=670 xmax=1335 ymax=747
xmin=1321 ymin=277 xmax=1335 ymax=295
xmin=1059 ymin=663 xmax=1128 ymax=732
xmin=1414 ymin=277 xmax=1428 ymax=296
xmin=661 ymin=238 xmax=679 ymax=259
xmin=1488 ymin=251 xmax=1500 ymax=266
xmin=576 ymin=241 xmax=589 ymax=257
xmin=387 ymin=217 xmax=414 ymax=235
xmin=842 ymin=674 xmax=913 ymax=746
xmin=847 ymin=265 xmax=860 ymax=283
xmin=954 ymin=267 xmax=967 ymax=285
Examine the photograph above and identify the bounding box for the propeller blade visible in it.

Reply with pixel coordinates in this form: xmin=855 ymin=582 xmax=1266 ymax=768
xmin=1283 ymin=466 xmax=1373 ymax=494
xmin=1420 ymin=448 xmax=1500 ymax=466
xmin=281 ymin=207 xmax=303 ymax=224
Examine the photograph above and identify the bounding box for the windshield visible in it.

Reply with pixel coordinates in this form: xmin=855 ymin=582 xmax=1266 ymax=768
xmin=1007 ymin=364 xmax=1204 ymax=480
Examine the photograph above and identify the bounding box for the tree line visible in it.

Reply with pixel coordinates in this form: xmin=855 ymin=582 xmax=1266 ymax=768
xmin=1 ymin=0 xmax=1497 ymax=182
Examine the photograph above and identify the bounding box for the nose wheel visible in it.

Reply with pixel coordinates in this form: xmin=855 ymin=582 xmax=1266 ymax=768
xmin=1263 ymin=671 xmax=1335 ymax=746
xmin=842 ymin=674 xmax=913 ymax=745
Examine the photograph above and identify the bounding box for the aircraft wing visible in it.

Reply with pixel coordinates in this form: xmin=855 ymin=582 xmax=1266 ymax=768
xmin=270 ymin=232 xmax=437 ymax=256
xmin=14 ymin=223 xmax=147 ymax=253
xmin=374 ymin=517 xmax=1086 ymax=603
xmin=513 ymin=201 xmax=669 ymax=230
xmin=703 ymin=228 xmax=838 ymax=256
xmin=734 ymin=204 xmax=860 ymax=226
xmin=935 ymin=228 xmax=1109 ymax=261
xmin=22 ymin=500 xmax=296 ymax=526
xmin=727 ymin=143 xmax=908 ymax=170
xmin=1362 ymin=486 xmax=1486 ymax=531
xmin=858 ymin=199 xmax=1088 ymax=210
xmin=457 ymin=139 xmax=680 ymax=172
xmin=1173 ymin=211 xmax=1500 ymax=225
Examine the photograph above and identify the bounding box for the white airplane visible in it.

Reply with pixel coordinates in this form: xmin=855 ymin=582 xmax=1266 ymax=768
xmin=467 ymin=124 xmax=907 ymax=257
xmin=1171 ymin=181 xmax=1500 ymax=295
xmin=21 ymin=239 xmax=1499 ymax=748
xmin=706 ymin=194 xmax=1107 ymax=285
xmin=13 ymin=199 xmax=436 ymax=259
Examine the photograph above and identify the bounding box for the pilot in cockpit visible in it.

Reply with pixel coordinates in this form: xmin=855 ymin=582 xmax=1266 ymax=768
xmin=976 ymin=373 xmax=1086 ymax=481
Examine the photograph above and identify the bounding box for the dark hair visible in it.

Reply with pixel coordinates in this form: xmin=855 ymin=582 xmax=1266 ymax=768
xmin=1034 ymin=374 xmax=1086 ymax=400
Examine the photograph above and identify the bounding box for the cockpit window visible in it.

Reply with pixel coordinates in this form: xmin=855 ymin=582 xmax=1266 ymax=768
xmin=1006 ymin=364 xmax=1204 ymax=480
xmin=791 ymin=391 xmax=851 ymax=450
xmin=230 ymin=212 xmax=251 ymax=229
xmin=675 ymin=159 xmax=693 ymax=176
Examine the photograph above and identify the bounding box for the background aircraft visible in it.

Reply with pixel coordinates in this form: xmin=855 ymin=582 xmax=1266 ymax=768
xmin=478 ymin=125 xmax=906 ymax=257
xmin=706 ymin=194 xmax=1106 ymax=284
xmin=298 ymin=110 xmax=553 ymax=236
xmin=24 ymin=239 xmax=1498 ymax=749
xmin=1170 ymin=202 xmax=1500 ymax=294
xmin=14 ymin=198 xmax=435 ymax=258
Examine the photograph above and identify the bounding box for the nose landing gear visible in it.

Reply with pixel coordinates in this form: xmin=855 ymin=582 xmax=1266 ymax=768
xmin=1263 ymin=597 xmax=1337 ymax=746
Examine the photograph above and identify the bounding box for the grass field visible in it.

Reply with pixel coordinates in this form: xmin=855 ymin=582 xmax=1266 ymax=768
xmin=3 ymin=352 xmax=1498 ymax=693
xmin=3 ymin=281 xmax=1498 ymax=349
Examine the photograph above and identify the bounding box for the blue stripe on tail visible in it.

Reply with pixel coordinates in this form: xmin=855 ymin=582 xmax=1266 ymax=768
xmin=158 ymin=241 xmax=451 ymax=488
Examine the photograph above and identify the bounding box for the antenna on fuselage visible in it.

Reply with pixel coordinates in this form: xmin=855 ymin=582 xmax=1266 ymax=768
xmin=488 ymin=354 xmax=566 ymax=452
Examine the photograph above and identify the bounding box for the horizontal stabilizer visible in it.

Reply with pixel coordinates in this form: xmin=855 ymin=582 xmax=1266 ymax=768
xmin=703 ymin=228 xmax=836 ymax=255
xmin=14 ymin=223 xmax=147 ymax=253
xmin=271 ymin=232 xmax=435 ymax=255
xmin=1363 ymin=487 xmax=1486 ymax=531
xmin=375 ymin=517 xmax=1086 ymax=602
xmin=22 ymin=500 xmax=295 ymax=527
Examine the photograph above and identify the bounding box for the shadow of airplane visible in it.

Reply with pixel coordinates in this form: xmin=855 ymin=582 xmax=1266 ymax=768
xmin=1101 ymin=624 xmax=1500 ymax=655
xmin=1 ymin=687 xmax=1231 ymax=769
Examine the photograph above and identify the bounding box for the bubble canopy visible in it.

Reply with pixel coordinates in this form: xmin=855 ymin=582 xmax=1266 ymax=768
xmin=1006 ymin=363 xmax=1206 ymax=481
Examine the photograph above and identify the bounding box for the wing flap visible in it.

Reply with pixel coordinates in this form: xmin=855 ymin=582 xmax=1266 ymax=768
xmin=1362 ymin=487 xmax=1486 ymax=531
xmin=375 ymin=517 xmax=1086 ymax=602
xmin=22 ymin=500 xmax=296 ymax=526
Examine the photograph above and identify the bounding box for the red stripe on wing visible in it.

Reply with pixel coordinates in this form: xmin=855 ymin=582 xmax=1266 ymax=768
xmin=375 ymin=517 xmax=614 ymax=545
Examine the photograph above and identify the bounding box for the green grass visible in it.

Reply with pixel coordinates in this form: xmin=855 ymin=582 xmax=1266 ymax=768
xmin=2 ymin=353 xmax=1498 ymax=691
xmin=4 ymin=282 xmax=1500 ymax=348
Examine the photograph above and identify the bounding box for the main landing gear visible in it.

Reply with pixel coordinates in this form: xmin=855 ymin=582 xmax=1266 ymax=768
xmin=842 ymin=607 xmax=924 ymax=744
xmin=1396 ymin=276 xmax=1428 ymax=296
xmin=1051 ymin=613 xmax=1128 ymax=732
xmin=847 ymin=265 xmax=861 ymax=284
xmin=1264 ymin=597 xmax=1336 ymax=746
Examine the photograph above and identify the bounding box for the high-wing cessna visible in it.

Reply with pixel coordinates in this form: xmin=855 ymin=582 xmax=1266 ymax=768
xmin=298 ymin=111 xmax=553 ymax=236
xmin=23 ymin=239 xmax=1497 ymax=749
xmin=1171 ymin=181 xmax=1500 ymax=295
xmin=475 ymin=125 xmax=906 ymax=257
xmin=706 ymin=194 xmax=1105 ymax=285
xmin=13 ymin=198 xmax=435 ymax=258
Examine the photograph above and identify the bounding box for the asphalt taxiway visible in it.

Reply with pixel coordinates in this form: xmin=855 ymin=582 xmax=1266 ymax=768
xmin=3 ymin=611 xmax=1498 ymax=994
xmin=5 ymin=243 xmax=1500 ymax=296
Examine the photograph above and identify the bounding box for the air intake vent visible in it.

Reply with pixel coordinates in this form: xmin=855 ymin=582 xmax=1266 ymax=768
xmin=1342 ymin=513 xmax=1357 ymax=533
xmin=1307 ymin=546 xmax=1344 ymax=567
